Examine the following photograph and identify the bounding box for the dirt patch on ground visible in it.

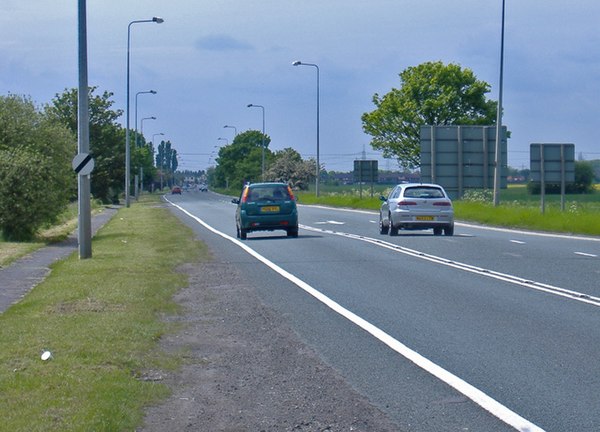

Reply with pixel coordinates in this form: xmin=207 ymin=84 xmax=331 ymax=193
xmin=139 ymin=260 xmax=401 ymax=431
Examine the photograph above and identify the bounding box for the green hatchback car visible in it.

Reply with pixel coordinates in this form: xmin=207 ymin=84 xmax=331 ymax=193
xmin=232 ymin=182 xmax=299 ymax=239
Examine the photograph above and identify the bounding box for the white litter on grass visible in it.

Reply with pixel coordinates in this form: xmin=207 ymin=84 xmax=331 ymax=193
xmin=41 ymin=351 xmax=52 ymax=361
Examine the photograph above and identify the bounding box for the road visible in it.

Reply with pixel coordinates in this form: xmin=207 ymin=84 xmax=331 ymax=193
xmin=165 ymin=190 xmax=600 ymax=432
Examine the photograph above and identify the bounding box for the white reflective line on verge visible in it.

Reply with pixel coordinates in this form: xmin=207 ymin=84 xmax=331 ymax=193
xmin=167 ymin=199 xmax=544 ymax=432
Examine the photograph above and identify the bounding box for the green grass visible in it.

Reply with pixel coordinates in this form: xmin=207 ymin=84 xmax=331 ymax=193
xmin=0 ymin=194 xmax=209 ymax=431
xmin=0 ymin=201 xmax=104 ymax=268
xmin=294 ymin=184 xmax=600 ymax=236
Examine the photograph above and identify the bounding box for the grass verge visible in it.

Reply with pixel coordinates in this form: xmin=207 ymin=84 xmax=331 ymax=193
xmin=0 ymin=194 xmax=209 ymax=431
xmin=0 ymin=201 xmax=104 ymax=268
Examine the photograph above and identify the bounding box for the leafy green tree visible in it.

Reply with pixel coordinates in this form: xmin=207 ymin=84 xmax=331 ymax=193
xmin=0 ymin=95 xmax=75 ymax=240
xmin=46 ymin=87 xmax=126 ymax=203
xmin=266 ymin=148 xmax=316 ymax=190
xmin=361 ymin=61 xmax=497 ymax=168
xmin=213 ymin=130 xmax=272 ymax=189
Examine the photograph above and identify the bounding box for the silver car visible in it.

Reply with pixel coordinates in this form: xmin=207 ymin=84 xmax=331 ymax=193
xmin=379 ymin=183 xmax=454 ymax=236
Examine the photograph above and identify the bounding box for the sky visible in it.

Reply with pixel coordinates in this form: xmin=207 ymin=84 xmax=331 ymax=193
xmin=2 ymin=1 xmax=600 ymax=172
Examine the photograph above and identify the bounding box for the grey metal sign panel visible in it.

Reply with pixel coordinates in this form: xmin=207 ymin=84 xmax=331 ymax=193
xmin=530 ymin=143 xmax=575 ymax=183
xmin=353 ymin=160 xmax=378 ymax=182
xmin=420 ymin=125 xmax=507 ymax=199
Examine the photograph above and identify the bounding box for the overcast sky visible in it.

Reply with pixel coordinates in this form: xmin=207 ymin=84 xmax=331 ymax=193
xmin=2 ymin=1 xmax=600 ymax=172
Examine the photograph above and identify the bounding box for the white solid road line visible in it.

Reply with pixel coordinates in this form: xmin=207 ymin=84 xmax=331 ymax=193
xmin=168 ymin=199 xmax=544 ymax=432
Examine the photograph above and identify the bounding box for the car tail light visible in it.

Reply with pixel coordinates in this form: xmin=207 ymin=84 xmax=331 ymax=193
xmin=241 ymin=188 xmax=250 ymax=203
xmin=287 ymin=186 xmax=295 ymax=201
xmin=433 ymin=201 xmax=452 ymax=206
xmin=398 ymin=200 xmax=417 ymax=206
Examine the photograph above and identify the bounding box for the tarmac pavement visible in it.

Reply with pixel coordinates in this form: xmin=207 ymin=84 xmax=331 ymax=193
xmin=0 ymin=207 xmax=118 ymax=314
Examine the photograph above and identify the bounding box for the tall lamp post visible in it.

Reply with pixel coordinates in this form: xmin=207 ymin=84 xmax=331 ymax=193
xmin=217 ymin=137 xmax=228 ymax=145
xmin=153 ymin=132 xmax=165 ymax=191
xmin=141 ymin=116 xmax=156 ymax=137
xmin=247 ymin=104 xmax=265 ymax=181
xmin=137 ymin=116 xmax=156 ymax=196
xmin=223 ymin=124 xmax=237 ymax=136
xmin=493 ymin=0 xmax=506 ymax=207
xmin=135 ymin=90 xmax=156 ymax=147
xmin=293 ymin=60 xmax=320 ymax=196
xmin=125 ymin=16 xmax=163 ymax=208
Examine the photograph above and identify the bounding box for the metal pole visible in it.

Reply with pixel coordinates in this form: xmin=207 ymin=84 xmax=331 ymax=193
xmin=125 ymin=17 xmax=163 ymax=207
xmin=293 ymin=61 xmax=320 ymax=196
xmin=247 ymin=104 xmax=265 ymax=181
xmin=77 ymin=0 xmax=92 ymax=258
xmin=493 ymin=0 xmax=506 ymax=207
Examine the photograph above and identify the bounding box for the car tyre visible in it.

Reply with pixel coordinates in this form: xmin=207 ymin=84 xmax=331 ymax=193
xmin=433 ymin=227 xmax=443 ymax=236
xmin=379 ymin=215 xmax=389 ymax=235
xmin=240 ymin=229 xmax=247 ymax=240
xmin=388 ymin=215 xmax=398 ymax=236
xmin=444 ymin=225 xmax=454 ymax=236
xmin=287 ymin=227 xmax=299 ymax=238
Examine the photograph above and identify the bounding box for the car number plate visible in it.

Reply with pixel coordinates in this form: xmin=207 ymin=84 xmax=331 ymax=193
xmin=261 ymin=206 xmax=280 ymax=213
xmin=416 ymin=216 xmax=434 ymax=221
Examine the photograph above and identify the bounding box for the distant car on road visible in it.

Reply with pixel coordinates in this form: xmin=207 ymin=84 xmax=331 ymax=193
xmin=379 ymin=183 xmax=454 ymax=236
xmin=199 ymin=184 xmax=208 ymax=192
xmin=231 ymin=182 xmax=298 ymax=240
xmin=171 ymin=186 xmax=182 ymax=195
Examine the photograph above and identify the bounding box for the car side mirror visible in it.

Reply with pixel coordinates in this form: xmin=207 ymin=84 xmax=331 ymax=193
xmin=231 ymin=198 xmax=240 ymax=204
xmin=379 ymin=195 xmax=387 ymax=202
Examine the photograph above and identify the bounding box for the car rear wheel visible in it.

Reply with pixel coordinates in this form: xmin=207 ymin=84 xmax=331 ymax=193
xmin=379 ymin=215 xmax=389 ymax=235
xmin=287 ymin=228 xmax=298 ymax=238
xmin=444 ymin=225 xmax=454 ymax=236
xmin=433 ymin=227 xmax=443 ymax=236
xmin=388 ymin=215 xmax=398 ymax=236
xmin=240 ymin=229 xmax=247 ymax=240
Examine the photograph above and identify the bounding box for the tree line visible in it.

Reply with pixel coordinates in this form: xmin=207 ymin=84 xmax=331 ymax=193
xmin=0 ymin=87 xmax=178 ymax=241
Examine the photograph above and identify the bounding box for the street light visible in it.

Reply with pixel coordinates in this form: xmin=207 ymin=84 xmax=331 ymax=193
xmin=293 ymin=60 xmax=320 ymax=196
xmin=493 ymin=0 xmax=506 ymax=207
xmin=223 ymin=124 xmax=237 ymax=136
xmin=153 ymin=133 xmax=165 ymax=190
xmin=247 ymin=104 xmax=266 ymax=181
xmin=125 ymin=16 xmax=164 ymax=208
xmin=217 ymin=137 xmax=228 ymax=145
xmin=135 ymin=90 xmax=156 ymax=147
xmin=140 ymin=116 xmax=156 ymax=138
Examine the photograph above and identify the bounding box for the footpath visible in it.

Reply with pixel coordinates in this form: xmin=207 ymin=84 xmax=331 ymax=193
xmin=0 ymin=207 xmax=118 ymax=314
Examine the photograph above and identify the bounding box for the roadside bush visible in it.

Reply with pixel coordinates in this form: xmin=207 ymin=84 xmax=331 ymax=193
xmin=0 ymin=95 xmax=75 ymax=241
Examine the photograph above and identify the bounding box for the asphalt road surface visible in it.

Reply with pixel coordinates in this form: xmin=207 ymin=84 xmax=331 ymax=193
xmin=164 ymin=189 xmax=600 ymax=432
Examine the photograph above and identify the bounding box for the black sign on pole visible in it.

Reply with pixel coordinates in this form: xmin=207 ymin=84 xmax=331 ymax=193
xmin=353 ymin=160 xmax=378 ymax=198
xmin=530 ymin=143 xmax=575 ymax=213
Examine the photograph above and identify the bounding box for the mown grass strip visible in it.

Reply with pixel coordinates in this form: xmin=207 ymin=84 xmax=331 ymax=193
xmin=0 ymin=195 xmax=209 ymax=432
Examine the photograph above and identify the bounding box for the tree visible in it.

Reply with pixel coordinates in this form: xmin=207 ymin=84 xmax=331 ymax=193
xmin=0 ymin=95 xmax=75 ymax=240
xmin=213 ymin=130 xmax=272 ymax=189
xmin=361 ymin=61 xmax=497 ymax=168
xmin=46 ymin=87 xmax=126 ymax=203
xmin=266 ymin=148 xmax=315 ymax=190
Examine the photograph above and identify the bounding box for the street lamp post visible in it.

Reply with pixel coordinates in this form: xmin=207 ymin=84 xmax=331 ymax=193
xmin=135 ymin=90 xmax=156 ymax=148
xmin=223 ymin=124 xmax=237 ymax=136
xmin=136 ymin=116 xmax=156 ymax=196
xmin=247 ymin=104 xmax=265 ymax=181
xmin=125 ymin=16 xmax=163 ymax=208
xmin=140 ymin=116 xmax=156 ymax=137
xmin=493 ymin=0 xmax=506 ymax=207
xmin=293 ymin=60 xmax=320 ymax=196
xmin=153 ymin=133 xmax=165 ymax=191
xmin=217 ymin=137 xmax=228 ymax=145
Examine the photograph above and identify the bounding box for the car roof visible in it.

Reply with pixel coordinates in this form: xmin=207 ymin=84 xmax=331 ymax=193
xmin=246 ymin=182 xmax=288 ymax=187
xmin=396 ymin=183 xmax=445 ymax=188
